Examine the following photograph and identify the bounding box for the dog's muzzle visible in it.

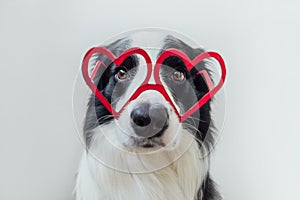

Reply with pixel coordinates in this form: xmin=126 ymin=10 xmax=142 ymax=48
xmin=130 ymin=103 xmax=169 ymax=138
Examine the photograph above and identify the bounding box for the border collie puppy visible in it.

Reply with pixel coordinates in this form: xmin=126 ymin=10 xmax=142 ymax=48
xmin=75 ymin=34 xmax=221 ymax=200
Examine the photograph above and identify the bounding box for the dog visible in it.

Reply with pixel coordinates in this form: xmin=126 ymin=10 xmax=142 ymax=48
xmin=75 ymin=33 xmax=222 ymax=200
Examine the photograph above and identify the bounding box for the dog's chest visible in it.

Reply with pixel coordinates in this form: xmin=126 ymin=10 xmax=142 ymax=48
xmin=76 ymin=142 xmax=205 ymax=200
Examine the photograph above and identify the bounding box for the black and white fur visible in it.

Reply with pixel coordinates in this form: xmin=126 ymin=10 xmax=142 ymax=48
xmin=75 ymin=34 xmax=221 ymax=200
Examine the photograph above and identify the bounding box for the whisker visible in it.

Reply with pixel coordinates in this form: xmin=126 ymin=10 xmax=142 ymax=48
xmin=186 ymin=115 xmax=209 ymax=124
xmin=89 ymin=117 xmax=115 ymax=147
xmin=181 ymin=122 xmax=209 ymax=153
xmin=97 ymin=115 xmax=114 ymax=123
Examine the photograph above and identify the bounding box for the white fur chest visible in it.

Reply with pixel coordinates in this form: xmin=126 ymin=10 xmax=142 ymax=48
xmin=75 ymin=137 xmax=206 ymax=200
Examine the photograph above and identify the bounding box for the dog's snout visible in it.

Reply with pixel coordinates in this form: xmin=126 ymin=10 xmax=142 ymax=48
xmin=130 ymin=103 xmax=169 ymax=138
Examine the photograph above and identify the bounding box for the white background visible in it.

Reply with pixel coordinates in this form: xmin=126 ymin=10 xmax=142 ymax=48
xmin=1 ymin=0 xmax=300 ymax=199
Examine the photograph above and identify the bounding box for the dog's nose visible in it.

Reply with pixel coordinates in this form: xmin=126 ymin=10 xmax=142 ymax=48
xmin=130 ymin=103 xmax=151 ymax=127
xmin=130 ymin=103 xmax=169 ymax=138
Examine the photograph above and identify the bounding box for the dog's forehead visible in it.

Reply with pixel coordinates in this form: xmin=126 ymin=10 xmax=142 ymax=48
xmin=127 ymin=31 xmax=166 ymax=63
xmin=126 ymin=32 xmax=202 ymax=62
xmin=126 ymin=32 xmax=172 ymax=84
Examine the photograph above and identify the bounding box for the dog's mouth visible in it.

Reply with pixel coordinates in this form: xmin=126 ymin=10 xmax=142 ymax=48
xmin=127 ymin=137 xmax=165 ymax=148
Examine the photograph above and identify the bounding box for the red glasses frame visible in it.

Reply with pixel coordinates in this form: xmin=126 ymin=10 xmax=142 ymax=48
xmin=82 ymin=47 xmax=226 ymax=122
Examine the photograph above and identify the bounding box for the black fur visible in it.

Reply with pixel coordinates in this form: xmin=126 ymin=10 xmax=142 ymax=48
xmin=159 ymin=36 xmax=212 ymax=147
xmin=83 ymin=39 xmax=139 ymax=146
xmin=200 ymin=174 xmax=222 ymax=200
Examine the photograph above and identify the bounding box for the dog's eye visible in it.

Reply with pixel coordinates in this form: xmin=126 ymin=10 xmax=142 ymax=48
xmin=115 ymin=69 xmax=129 ymax=80
xmin=170 ymin=70 xmax=185 ymax=82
